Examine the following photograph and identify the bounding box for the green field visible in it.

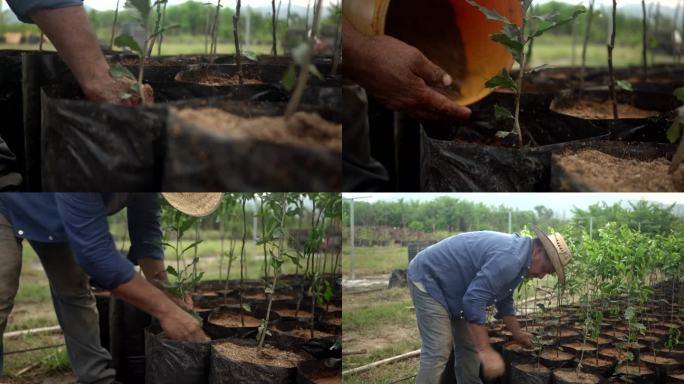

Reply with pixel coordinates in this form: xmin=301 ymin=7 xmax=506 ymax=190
xmin=1 ymin=33 xmax=678 ymax=69
xmin=341 ymin=245 xmax=408 ymax=277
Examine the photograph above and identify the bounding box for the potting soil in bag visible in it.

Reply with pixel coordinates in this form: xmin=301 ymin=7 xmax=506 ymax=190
xmin=420 ymin=112 xmax=608 ymax=191
xmin=509 ymin=363 xmax=552 ymax=384
xmin=209 ymin=338 xmax=311 ymax=384
xmin=550 ymin=140 xmax=678 ymax=192
xmin=145 ymin=326 xmax=211 ymax=384
xmin=162 ymin=100 xmax=341 ymax=191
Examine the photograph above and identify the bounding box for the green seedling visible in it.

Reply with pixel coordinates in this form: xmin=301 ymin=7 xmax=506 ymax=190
xmin=665 ymin=328 xmax=682 ymax=352
xmin=667 ymin=87 xmax=684 ymax=173
xmin=466 ymin=0 xmax=585 ymax=147
xmin=112 ymin=0 xmax=177 ymax=103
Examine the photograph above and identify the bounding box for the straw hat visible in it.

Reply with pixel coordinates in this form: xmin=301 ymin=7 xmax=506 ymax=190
xmin=161 ymin=193 xmax=224 ymax=217
xmin=530 ymin=224 xmax=572 ymax=285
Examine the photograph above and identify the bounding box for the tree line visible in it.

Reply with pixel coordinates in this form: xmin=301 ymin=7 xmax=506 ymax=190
xmin=343 ymin=197 xmax=683 ymax=238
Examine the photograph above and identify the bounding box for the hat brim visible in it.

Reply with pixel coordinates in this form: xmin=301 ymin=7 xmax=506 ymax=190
xmin=530 ymin=224 xmax=565 ymax=285
xmin=162 ymin=193 xmax=224 ymax=217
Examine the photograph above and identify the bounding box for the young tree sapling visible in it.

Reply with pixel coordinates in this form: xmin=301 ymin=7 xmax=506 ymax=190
xmin=467 ymin=0 xmax=585 ymax=147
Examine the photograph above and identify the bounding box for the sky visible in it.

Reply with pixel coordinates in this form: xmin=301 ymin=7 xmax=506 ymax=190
xmin=83 ymin=0 xmax=336 ymax=11
xmin=342 ymin=193 xmax=684 ymax=219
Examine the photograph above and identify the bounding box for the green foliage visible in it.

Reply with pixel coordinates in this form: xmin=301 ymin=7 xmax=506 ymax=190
xmin=114 ymin=34 xmax=143 ymax=56
xmin=667 ymin=88 xmax=684 ymax=144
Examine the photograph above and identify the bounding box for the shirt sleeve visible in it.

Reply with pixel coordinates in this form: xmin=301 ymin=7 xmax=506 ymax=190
xmin=462 ymin=253 xmax=519 ymax=325
xmin=126 ymin=193 xmax=164 ymax=264
xmin=495 ymin=292 xmax=515 ymax=319
xmin=6 ymin=0 xmax=83 ymax=23
xmin=55 ymin=193 xmax=135 ymax=290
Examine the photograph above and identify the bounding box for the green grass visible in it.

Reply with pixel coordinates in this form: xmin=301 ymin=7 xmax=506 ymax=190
xmin=341 ymin=245 xmax=408 ymax=277
xmin=529 ymin=34 xmax=675 ymax=68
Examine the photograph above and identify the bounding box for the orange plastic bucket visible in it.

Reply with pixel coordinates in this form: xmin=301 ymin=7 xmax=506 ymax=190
xmin=343 ymin=0 xmax=522 ymax=106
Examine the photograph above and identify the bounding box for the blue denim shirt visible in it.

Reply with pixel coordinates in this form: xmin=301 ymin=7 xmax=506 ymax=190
xmin=0 ymin=193 xmax=163 ymax=290
xmin=6 ymin=0 xmax=83 ymax=23
xmin=408 ymin=231 xmax=531 ymax=325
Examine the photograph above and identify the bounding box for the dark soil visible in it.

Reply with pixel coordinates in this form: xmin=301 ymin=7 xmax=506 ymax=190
xmin=214 ymin=341 xmax=308 ymax=368
xmin=551 ymin=98 xmax=658 ymax=119
xmin=174 ymin=108 xmax=342 ymax=152
xmin=555 ymin=149 xmax=682 ymax=191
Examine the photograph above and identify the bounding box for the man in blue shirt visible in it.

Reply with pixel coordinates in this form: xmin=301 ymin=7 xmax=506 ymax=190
xmin=407 ymin=226 xmax=572 ymax=383
xmin=5 ymin=0 xmax=152 ymax=104
xmin=0 ymin=193 xmax=221 ymax=383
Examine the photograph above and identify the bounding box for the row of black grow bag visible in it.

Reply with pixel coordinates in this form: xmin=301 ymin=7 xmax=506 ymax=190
xmin=40 ymin=80 xmax=341 ymax=192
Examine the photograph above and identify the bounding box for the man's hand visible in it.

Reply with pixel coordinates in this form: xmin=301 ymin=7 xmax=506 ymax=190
xmin=478 ymin=347 xmax=505 ymax=380
xmin=159 ymin=307 xmax=210 ymax=343
xmin=342 ymin=18 xmax=471 ymax=122
xmin=84 ymin=76 xmax=155 ymax=105
xmin=513 ymin=331 xmax=534 ymax=349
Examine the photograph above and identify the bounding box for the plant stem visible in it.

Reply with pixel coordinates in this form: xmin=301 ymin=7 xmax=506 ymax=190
xmin=233 ymin=0 xmax=243 ymax=84
xmin=286 ymin=0 xmax=292 ymax=29
xmin=607 ymin=0 xmax=618 ymax=120
xmin=219 ymin=218 xmax=225 ymax=281
xmin=580 ymin=0 xmax=595 ymax=95
xmin=271 ymin=0 xmax=277 ymax=58
xmin=285 ymin=0 xmax=322 ymax=118
xmin=641 ymin=0 xmax=648 ymax=79
xmin=239 ymin=197 xmax=246 ymax=327
xmin=110 ymin=0 xmax=120 ymax=51
xmin=158 ymin=1 xmax=167 ymax=56
xmin=210 ymin=0 xmax=222 ymax=64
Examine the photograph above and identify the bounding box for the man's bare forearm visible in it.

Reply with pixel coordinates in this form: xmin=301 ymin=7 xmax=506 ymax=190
xmin=466 ymin=322 xmax=492 ymax=352
xmin=503 ymin=315 xmax=522 ymax=336
xmin=29 ymin=6 xmax=111 ymax=97
xmin=110 ymin=273 xmax=176 ymax=319
xmin=138 ymin=258 xmax=167 ymax=290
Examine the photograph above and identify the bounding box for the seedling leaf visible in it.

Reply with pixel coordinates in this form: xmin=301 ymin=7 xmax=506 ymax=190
xmin=109 ymin=63 xmax=136 ymax=80
xmin=490 ymin=33 xmax=524 ymax=63
xmin=308 ymin=64 xmax=324 ymax=80
xmin=616 ymin=80 xmax=633 ymax=91
xmin=485 ymin=70 xmax=517 ymax=91
xmin=674 ymin=87 xmax=684 ymax=103
xmin=281 ymin=64 xmax=297 ymax=91
xmin=465 ymin=0 xmax=512 ymax=24
xmin=528 ymin=7 xmax=585 ymax=40
xmin=495 ymin=130 xmax=513 ymax=138
xmin=243 ymin=50 xmax=258 ymax=61
xmin=125 ymin=0 xmax=152 ymax=22
xmin=114 ymin=34 xmax=143 ymax=56
xmin=667 ymin=120 xmax=682 ymax=144
xmin=494 ymin=104 xmax=514 ymax=120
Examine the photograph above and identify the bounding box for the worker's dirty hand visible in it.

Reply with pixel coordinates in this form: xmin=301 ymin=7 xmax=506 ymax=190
xmin=83 ymin=76 xmax=154 ymax=105
xmin=513 ymin=331 xmax=534 ymax=349
xmin=160 ymin=308 xmax=210 ymax=343
xmin=478 ymin=347 xmax=505 ymax=380
xmin=349 ymin=34 xmax=471 ymax=122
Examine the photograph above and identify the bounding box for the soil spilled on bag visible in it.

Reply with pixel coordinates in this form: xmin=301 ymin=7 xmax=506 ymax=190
xmin=214 ymin=341 xmax=308 ymax=367
xmin=174 ymin=70 xmax=263 ymax=86
xmin=176 ymin=108 xmax=342 ymax=152
xmin=275 ymin=326 xmax=336 ymax=339
xmin=209 ymin=310 xmax=262 ymax=327
xmin=555 ymin=149 xmax=683 ymax=191
xmin=273 ymin=308 xmax=313 ymax=318
xmin=243 ymin=291 xmax=294 ymax=301
xmin=553 ymin=370 xmax=601 ymax=384
xmin=551 ymin=98 xmax=658 ymax=119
